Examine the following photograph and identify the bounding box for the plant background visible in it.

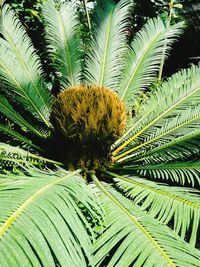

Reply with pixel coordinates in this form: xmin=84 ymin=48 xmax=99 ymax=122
xmin=1 ymin=0 xmax=199 ymax=148
xmin=3 ymin=0 xmax=200 ymax=76
xmin=0 ymin=0 xmax=200 ymax=264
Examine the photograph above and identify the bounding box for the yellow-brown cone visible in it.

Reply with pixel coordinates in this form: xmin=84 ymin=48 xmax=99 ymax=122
xmin=51 ymin=84 xmax=126 ymax=169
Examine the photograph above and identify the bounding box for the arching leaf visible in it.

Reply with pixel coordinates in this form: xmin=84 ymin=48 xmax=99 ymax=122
xmin=0 ymin=123 xmax=40 ymax=151
xmin=85 ymin=0 xmax=132 ymax=89
xmin=91 ymin=173 xmax=200 ymax=267
xmin=42 ymin=0 xmax=82 ymax=88
xmin=127 ymin=161 xmax=200 ymax=187
xmin=0 ymin=96 xmax=45 ymax=138
xmin=113 ymin=65 xmax=200 ymax=163
xmin=0 ymin=168 xmax=102 ymax=267
xmin=0 ymin=5 xmax=52 ymax=128
xmin=118 ymin=17 xmax=184 ymax=108
xmin=113 ymin=173 xmax=200 ymax=246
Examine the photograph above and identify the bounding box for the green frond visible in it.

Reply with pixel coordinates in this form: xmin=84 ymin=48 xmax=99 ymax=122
xmin=115 ymin=105 xmax=200 ymax=163
xmin=85 ymin=0 xmax=132 ymax=89
xmin=0 ymin=168 xmax=102 ymax=267
xmin=42 ymin=0 xmax=82 ymax=88
xmin=112 ymin=173 xmax=200 ymax=246
xmin=115 ymin=63 xmax=199 ymax=148
xmin=128 ymin=135 xmax=200 ymax=165
xmin=123 ymin=161 xmax=200 ymax=187
xmin=0 ymin=123 xmax=40 ymax=151
xmin=113 ymin=65 xmax=200 ymax=162
xmin=0 ymin=143 xmax=62 ymax=169
xmin=0 ymin=1 xmax=199 ymax=265
xmin=0 ymin=5 xmax=52 ymax=127
xmin=0 ymin=95 xmax=46 ymax=138
xmin=91 ymin=173 xmax=200 ymax=266
xmin=118 ymin=17 xmax=184 ymax=109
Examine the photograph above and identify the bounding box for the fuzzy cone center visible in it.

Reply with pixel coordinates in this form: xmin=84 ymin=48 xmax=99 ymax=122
xmin=51 ymin=85 xmax=126 ymax=169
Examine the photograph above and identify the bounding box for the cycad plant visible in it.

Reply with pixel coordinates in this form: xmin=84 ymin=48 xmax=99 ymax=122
xmin=0 ymin=0 xmax=200 ymax=266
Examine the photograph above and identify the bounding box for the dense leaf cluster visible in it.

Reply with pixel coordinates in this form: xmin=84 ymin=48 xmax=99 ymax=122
xmin=0 ymin=0 xmax=200 ymax=266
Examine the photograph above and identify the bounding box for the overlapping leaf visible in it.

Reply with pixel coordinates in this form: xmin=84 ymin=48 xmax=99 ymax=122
xmin=113 ymin=65 xmax=200 ymax=163
xmin=91 ymin=174 xmax=200 ymax=267
xmin=0 ymin=123 xmax=40 ymax=151
xmin=118 ymin=17 xmax=184 ymax=108
xmin=0 ymin=96 xmax=45 ymax=138
xmin=85 ymin=0 xmax=132 ymax=89
xmin=0 ymin=0 xmax=200 ymax=266
xmin=0 ymin=168 xmax=102 ymax=267
xmin=128 ymin=161 xmax=200 ymax=187
xmin=113 ymin=174 xmax=200 ymax=246
xmin=0 ymin=5 xmax=52 ymax=127
xmin=0 ymin=143 xmax=61 ymax=169
xmin=42 ymin=0 xmax=82 ymax=88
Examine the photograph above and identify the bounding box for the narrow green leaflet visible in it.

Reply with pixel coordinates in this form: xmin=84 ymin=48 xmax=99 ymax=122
xmin=0 ymin=123 xmax=40 ymax=151
xmin=42 ymin=0 xmax=82 ymax=88
xmin=127 ymin=135 xmax=200 ymax=165
xmin=91 ymin=173 xmax=200 ymax=267
xmin=113 ymin=173 xmax=200 ymax=246
xmin=0 ymin=143 xmax=62 ymax=169
xmin=115 ymin=106 xmax=200 ymax=163
xmin=85 ymin=0 xmax=132 ymax=89
xmin=118 ymin=17 xmax=184 ymax=108
xmin=0 ymin=168 xmax=102 ymax=267
xmin=0 ymin=96 xmax=45 ymax=137
xmin=113 ymin=65 xmax=200 ymax=162
xmin=0 ymin=0 xmax=199 ymax=266
xmin=0 ymin=5 xmax=52 ymax=127
xmin=128 ymin=161 xmax=200 ymax=186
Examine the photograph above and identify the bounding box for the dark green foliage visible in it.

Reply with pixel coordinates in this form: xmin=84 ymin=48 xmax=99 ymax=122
xmin=0 ymin=1 xmax=200 ymax=266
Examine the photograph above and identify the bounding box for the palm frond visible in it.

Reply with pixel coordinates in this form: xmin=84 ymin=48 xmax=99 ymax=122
xmin=118 ymin=17 xmax=184 ymax=109
xmin=127 ymin=135 xmax=200 ymax=165
xmin=0 ymin=95 xmax=45 ymax=138
xmin=115 ymin=63 xmax=199 ymax=148
xmin=0 ymin=143 xmax=61 ymax=169
xmin=0 ymin=123 xmax=40 ymax=151
xmin=0 ymin=5 xmax=52 ymax=127
xmin=113 ymin=65 xmax=200 ymax=162
xmin=90 ymin=173 xmax=200 ymax=266
xmin=130 ymin=162 xmax=200 ymax=187
xmin=42 ymin=0 xmax=82 ymax=88
xmin=0 ymin=168 xmax=102 ymax=267
xmin=111 ymin=173 xmax=200 ymax=246
xmin=85 ymin=0 xmax=132 ymax=89
xmin=0 ymin=1 xmax=199 ymax=265
xmin=115 ymin=105 xmax=200 ymax=163
xmin=122 ymin=161 xmax=200 ymax=187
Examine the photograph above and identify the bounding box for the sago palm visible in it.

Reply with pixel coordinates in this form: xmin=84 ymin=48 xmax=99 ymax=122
xmin=0 ymin=0 xmax=200 ymax=266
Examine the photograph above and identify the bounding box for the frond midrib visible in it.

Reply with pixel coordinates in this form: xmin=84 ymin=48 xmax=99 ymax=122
xmin=103 ymin=170 xmax=200 ymax=209
xmin=133 ymin=163 xmax=200 ymax=170
xmin=0 ymin=98 xmax=44 ymax=138
xmin=131 ymin=131 xmax=200 ymax=163
xmin=0 ymin=169 xmax=81 ymax=238
xmin=114 ymin=83 xmax=200 ymax=159
xmin=3 ymin=29 xmax=50 ymax=128
xmin=58 ymin=9 xmax=75 ymax=86
xmin=120 ymin=24 xmax=165 ymax=101
xmin=0 ymin=59 xmax=49 ymax=133
xmin=115 ymin=113 xmax=200 ymax=162
xmin=91 ymin=172 xmax=176 ymax=267
xmin=99 ymin=8 xmax=114 ymax=87
xmin=0 ymin=123 xmax=40 ymax=150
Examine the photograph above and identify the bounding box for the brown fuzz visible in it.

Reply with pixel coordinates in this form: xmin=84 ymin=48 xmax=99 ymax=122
xmin=51 ymin=84 xmax=126 ymax=169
